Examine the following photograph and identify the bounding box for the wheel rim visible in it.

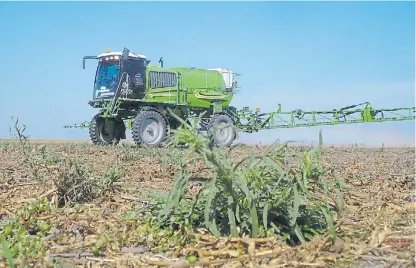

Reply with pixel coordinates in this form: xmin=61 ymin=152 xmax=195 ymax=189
xmin=141 ymin=118 xmax=164 ymax=144
xmin=213 ymin=121 xmax=233 ymax=144
xmin=98 ymin=120 xmax=114 ymax=143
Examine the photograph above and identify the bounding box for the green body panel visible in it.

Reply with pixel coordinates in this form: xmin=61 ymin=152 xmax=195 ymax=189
xmin=144 ymin=65 xmax=233 ymax=109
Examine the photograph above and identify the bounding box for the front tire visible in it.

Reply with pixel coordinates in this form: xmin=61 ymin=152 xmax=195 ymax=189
xmin=89 ymin=114 xmax=126 ymax=145
xmin=208 ymin=113 xmax=237 ymax=147
xmin=132 ymin=110 xmax=168 ymax=147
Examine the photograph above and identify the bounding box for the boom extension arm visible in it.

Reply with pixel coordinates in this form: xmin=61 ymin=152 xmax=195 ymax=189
xmin=63 ymin=102 xmax=415 ymax=132
xmin=231 ymin=102 xmax=416 ymax=133
xmin=63 ymin=121 xmax=90 ymax=129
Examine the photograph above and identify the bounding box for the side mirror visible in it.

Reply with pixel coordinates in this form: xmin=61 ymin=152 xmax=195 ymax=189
xmin=82 ymin=56 xmax=97 ymax=70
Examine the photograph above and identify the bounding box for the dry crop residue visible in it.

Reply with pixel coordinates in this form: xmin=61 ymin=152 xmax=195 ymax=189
xmin=0 ymin=140 xmax=414 ymax=268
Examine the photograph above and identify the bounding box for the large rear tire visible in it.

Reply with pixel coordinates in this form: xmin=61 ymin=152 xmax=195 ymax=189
xmin=208 ymin=113 xmax=237 ymax=147
xmin=132 ymin=110 xmax=168 ymax=147
xmin=89 ymin=114 xmax=126 ymax=145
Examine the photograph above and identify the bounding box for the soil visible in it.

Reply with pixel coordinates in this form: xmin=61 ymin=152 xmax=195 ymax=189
xmin=0 ymin=140 xmax=414 ymax=267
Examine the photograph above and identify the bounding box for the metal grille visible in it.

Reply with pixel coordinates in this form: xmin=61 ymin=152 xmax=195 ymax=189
xmin=149 ymin=71 xmax=177 ymax=88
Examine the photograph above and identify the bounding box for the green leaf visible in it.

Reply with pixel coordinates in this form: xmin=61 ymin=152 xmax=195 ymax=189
xmin=235 ymin=203 xmax=241 ymax=223
xmin=204 ymin=181 xmax=219 ymax=237
xmin=187 ymin=184 xmax=206 ymax=226
xmin=261 ymin=156 xmax=287 ymax=177
xmin=250 ymin=198 xmax=259 ymax=238
xmin=161 ymin=170 xmax=190 ymax=221
xmin=296 ymin=171 xmax=308 ymax=194
xmin=262 ymin=203 xmax=269 ymax=231
xmin=294 ymin=224 xmax=306 ymax=244
xmin=321 ymin=206 xmax=336 ymax=239
xmin=187 ymin=255 xmax=197 ymax=264
xmin=1 ymin=240 xmax=15 ymax=268
xmin=270 ymin=222 xmax=280 ymax=234
xmin=210 ymin=217 xmax=221 ymax=237
xmin=290 ymin=185 xmax=301 ymax=227
xmin=227 ymin=205 xmax=239 ymax=237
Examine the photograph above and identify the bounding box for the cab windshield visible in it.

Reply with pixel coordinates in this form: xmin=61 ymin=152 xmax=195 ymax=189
xmin=94 ymin=63 xmax=120 ymax=99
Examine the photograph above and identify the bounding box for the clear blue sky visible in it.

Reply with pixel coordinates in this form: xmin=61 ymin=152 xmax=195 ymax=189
xmin=0 ymin=1 xmax=414 ymax=145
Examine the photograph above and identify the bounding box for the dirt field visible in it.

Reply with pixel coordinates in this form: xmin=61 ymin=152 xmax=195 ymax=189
xmin=0 ymin=136 xmax=415 ymax=267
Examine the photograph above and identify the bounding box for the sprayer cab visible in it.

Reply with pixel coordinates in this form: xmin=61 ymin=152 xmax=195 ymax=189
xmin=83 ymin=48 xmax=150 ymax=105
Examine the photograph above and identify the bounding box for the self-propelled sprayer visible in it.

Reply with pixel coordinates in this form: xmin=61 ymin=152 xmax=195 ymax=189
xmin=64 ymin=48 xmax=416 ymax=147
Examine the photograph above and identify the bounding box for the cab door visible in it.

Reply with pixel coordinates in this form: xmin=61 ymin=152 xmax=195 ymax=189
xmin=120 ymin=59 xmax=147 ymax=99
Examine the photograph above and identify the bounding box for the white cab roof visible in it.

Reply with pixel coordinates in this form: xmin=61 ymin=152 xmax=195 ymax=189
xmin=97 ymin=51 xmax=147 ymax=59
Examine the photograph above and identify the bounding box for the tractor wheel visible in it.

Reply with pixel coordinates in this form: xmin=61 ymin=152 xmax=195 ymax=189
xmin=89 ymin=114 xmax=125 ymax=145
xmin=132 ymin=110 xmax=168 ymax=147
xmin=208 ymin=113 xmax=237 ymax=147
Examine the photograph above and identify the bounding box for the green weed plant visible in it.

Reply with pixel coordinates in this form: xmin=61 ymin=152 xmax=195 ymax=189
xmin=144 ymin=110 xmax=346 ymax=245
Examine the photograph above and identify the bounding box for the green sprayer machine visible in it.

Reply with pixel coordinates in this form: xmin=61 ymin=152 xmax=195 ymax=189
xmin=64 ymin=48 xmax=416 ymax=147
